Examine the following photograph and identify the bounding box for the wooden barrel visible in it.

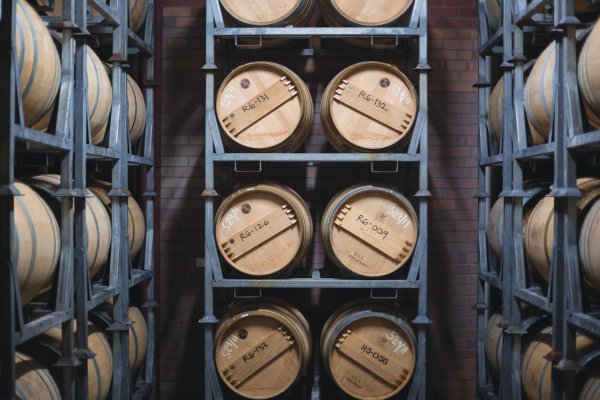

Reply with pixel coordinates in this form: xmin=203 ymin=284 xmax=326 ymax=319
xmin=219 ymin=0 xmax=314 ymax=27
xmin=15 ymin=352 xmax=61 ymax=400
xmin=31 ymin=106 xmax=54 ymax=132
xmin=27 ymin=174 xmax=111 ymax=280
xmin=489 ymin=75 xmax=546 ymax=145
xmin=488 ymin=76 xmax=503 ymax=144
xmin=321 ymin=300 xmax=416 ymax=400
xmin=320 ymin=0 xmax=413 ymax=27
xmin=579 ymin=193 xmax=600 ymax=292
xmin=578 ymin=20 xmax=600 ymax=131
xmin=126 ymin=74 xmax=147 ymax=144
xmin=37 ymin=0 xmax=147 ymax=32
xmin=522 ymin=327 xmax=597 ymax=400
xmin=524 ymin=178 xmax=600 ymax=281
xmin=321 ymin=62 xmax=418 ymax=152
xmin=102 ymin=66 xmax=147 ymax=145
xmin=30 ymin=45 xmax=112 ymax=137
xmin=321 ymin=184 xmax=418 ymax=277
xmin=219 ymin=0 xmax=314 ymax=47
xmin=484 ymin=308 xmax=549 ymax=377
xmin=214 ymin=182 xmax=312 ymax=276
xmin=486 ymin=183 xmax=547 ymax=260
xmin=12 ymin=182 xmax=61 ymax=306
xmin=524 ymin=41 xmax=557 ymax=141
xmin=87 ymin=46 xmax=113 ymax=145
xmin=214 ymin=298 xmax=311 ymax=399
xmin=487 ymin=198 xmax=504 ymax=259
xmin=93 ymin=303 xmax=148 ymax=377
xmin=216 ymin=62 xmax=313 ymax=152
xmin=88 ymin=180 xmax=146 ymax=260
xmin=44 ymin=323 xmax=113 ymax=400
xmin=130 ymin=0 xmax=148 ymax=32
xmin=15 ymin=0 xmax=61 ymax=129
xmin=484 ymin=312 xmax=504 ymax=375
xmin=526 ymin=30 xmax=600 ymax=139
xmin=485 ymin=0 xmax=501 ymax=32
xmin=580 ymin=370 xmax=600 ymax=400
xmin=128 ymin=306 xmax=148 ymax=376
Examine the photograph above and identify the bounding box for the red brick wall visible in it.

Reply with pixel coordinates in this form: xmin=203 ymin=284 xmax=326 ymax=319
xmin=160 ymin=1 xmax=478 ymax=398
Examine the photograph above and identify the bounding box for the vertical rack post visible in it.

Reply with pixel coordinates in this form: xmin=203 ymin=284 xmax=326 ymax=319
xmin=108 ymin=0 xmax=132 ymax=397
xmin=413 ymin=0 xmax=432 ymax=398
xmin=549 ymin=0 xmax=581 ymax=397
xmin=498 ymin=0 xmax=523 ymax=398
xmin=73 ymin=0 xmax=93 ymax=398
xmin=476 ymin=0 xmax=493 ymax=393
xmin=139 ymin=0 xmax=158 ymax=392
xmin=201 ymin=2 xmax=221 ymax=399
xmin=0 ymin=0 xmax=16 ymax=397
xmin=55 ymin=0 xmax=78 ymax=397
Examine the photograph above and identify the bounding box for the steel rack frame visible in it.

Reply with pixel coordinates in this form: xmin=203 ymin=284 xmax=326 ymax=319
xmin=477 ymin=0 xmax=600 ymax=398
xmin=1 ymin=0 xmax=78 ymax=397
xmin=0 ymin=0 xmax=157 ymax=398
xmin=202 ymin=0 xmax=431 ymax=398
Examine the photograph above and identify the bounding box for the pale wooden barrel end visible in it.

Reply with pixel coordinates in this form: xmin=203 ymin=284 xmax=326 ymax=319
xmin=215 ymin=298 xmax=311 ymax=399
xmin=215 ymin=182 xmax=312 ymax=276
xmin=216 ymin=62 xmax=313 ymax=152
xmin=321 ymin=62 xmax=418 ymax=152
xmin=322 ymin=184 xmax=418 ymax=277
xmin=321 ymin=300 xmax=417 ymax=400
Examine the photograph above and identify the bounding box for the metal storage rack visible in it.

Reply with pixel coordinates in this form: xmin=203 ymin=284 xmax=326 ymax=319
xmin=476 ymin=0 xmax=600 ymax=398
xmin=0 ymin=0 xmax=157 ymax=398
xmin=201 ymin=0 xmax=431 ymax=398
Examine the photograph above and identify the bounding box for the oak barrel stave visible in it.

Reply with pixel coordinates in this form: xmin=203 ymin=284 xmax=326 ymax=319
xmin=484 ymin=308 xmax=549 ymax=377
xmin=486 ymin=182 xmax=548 ymax=260
xmin=319 ymin=0 xmax=413 ymax=47
xmin=43 ymin=323 xmax=113 ymax=400
xmin=579 ymin=19 xmax=600 ymax=131
xmin=320 ymin=0 xmax=413 ymax=27
xmin=12 ymin=181 xmax=61 ymax=306
xmin=522 ymin=327 xmax=597 ymax=400
xmin=485 ymin=0 xmax=501 ymax=32
xmin=93 ymin=303 xmax=148 ymax=377
xmin=16 ymin=0 xmax=61 ymax=129
xmin=579 ymin=192 xmax=600 ymax=292
xmin=580 ymin=370 xmax=600 ymax=400
xmin=484 ymin=312 xmax=504 ymax=376
xmin=524 ymin=178 xmax=600 ymax=281
xmin=88 ymin=180 xmax=146 ymax=260
xmin=219 ymin=0 xmax=315 ymax=47
xmin=126 ymin=73 xmax=147 ymax=144
xmin=15 ymin=352 xmax=61 ymax=400
xmin=27 ymin=174 xmax=111 ymax=280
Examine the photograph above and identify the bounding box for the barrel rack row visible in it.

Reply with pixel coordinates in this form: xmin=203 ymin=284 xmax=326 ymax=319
xmin=0 ymin=0 xmax=157 ymax=398
xmin=476 ymin=0 xmax=600 ymax=398
xmin=201 ymin=0 xmax=431 ymax=399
